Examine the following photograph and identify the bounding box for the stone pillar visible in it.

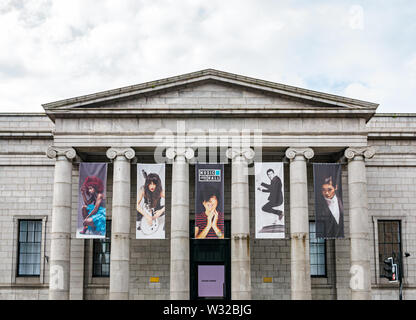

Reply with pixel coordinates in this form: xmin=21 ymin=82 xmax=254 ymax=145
xmin=285 ymin=147 xmax=314 ymax=300
xmin=166 ymin=147 xmax=194 ymax=300
xmin=345 ymin=147 xmax=375 ymax=300
xmin=46 ymin=146 xmax=76 ymax=300
xmin=106 ymin=147 xmax=135 ymax=300
xmin=226 ymin=147 xmax=254 ymax=300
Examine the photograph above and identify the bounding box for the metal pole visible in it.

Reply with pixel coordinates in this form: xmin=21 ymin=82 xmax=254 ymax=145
xmin=398 ymin=252 xmax=403 ymax=300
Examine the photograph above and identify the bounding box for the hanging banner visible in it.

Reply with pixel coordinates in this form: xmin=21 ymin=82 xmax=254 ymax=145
xmin=195 ymin=163 xmax=224 ymax=239
xmin=255 ymin=162 xmax=285 ymax=239
xmin=313 ymin=163 xmax=344 ymax=239
xmin=77 ymin=163 xmax=108 ymax=239
xmin=136 ymin=163 xmax=166 ymax=239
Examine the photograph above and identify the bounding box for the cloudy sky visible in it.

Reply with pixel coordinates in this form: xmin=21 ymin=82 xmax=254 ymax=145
xmin=0 ymin=0 xmax=415 ymax=113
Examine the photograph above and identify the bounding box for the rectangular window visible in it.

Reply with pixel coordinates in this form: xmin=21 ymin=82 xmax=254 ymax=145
xmin=92 ymin=220 xmax=111 ymax=277
xmin=17 ymin=220 xmax=42 ymax=276
xmin=309 ymin=221 xmax=326 ymax=277
xmin=378 ymin=220 xmax=402 ymax=278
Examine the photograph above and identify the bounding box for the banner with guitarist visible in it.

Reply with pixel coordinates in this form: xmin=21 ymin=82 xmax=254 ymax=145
xmin=194 ymin=163 xmax=224 ymax=239
xmin=136 ymin=163 xmax=166 ymax=239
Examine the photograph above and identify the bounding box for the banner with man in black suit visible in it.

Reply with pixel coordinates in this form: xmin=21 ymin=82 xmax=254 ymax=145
xmin=255 ymin=162 xmax=285 ymax=239
xmin=313 ymin=163 xmax=344 ymax=239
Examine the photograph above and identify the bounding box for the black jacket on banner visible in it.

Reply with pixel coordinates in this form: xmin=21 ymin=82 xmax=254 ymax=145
xmin=316 ymin=196 xmax=344 ymax=239
xmin=260 ymin=176 xmax=283 ymax=206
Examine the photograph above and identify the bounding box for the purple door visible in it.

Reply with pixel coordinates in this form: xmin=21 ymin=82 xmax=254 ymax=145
xmin=197 ymin=265 xmax=225 ymax=297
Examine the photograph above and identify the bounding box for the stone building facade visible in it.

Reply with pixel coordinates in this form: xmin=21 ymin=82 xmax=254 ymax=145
xmin=0 ymin=69 xmax=415 ymax=300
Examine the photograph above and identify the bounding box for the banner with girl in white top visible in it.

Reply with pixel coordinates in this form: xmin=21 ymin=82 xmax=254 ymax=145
xmin=313 ymin=163 xmax=344 ymax=239
xmin=136 ymin=163 xmax=166 ymax=239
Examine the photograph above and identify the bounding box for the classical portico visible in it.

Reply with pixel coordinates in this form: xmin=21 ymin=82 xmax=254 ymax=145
xmin=42 ymin=69 xmax=379 ymax=300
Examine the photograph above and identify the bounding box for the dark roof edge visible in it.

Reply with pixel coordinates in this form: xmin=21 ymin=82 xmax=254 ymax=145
xmin=373 ymin=113 xmax=416 ymax=117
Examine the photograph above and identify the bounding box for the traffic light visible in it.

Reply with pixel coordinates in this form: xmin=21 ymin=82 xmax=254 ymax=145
xmin=383 ymin=257 xmax=398 ymax=282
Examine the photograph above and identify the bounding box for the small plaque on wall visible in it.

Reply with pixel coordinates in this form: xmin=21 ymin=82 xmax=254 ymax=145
xmin=150 ymin=277 xmax=160 ymax=283
xmin=263 ymin=277 xmax=273 ymax=283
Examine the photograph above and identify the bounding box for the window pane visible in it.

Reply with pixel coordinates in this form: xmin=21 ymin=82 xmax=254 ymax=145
xmin=19 ymin=231 xmax=27 ymax=243
xmin=20 ymin=221 xmax=27 ymax=231
xmin=28 ymin=221 xmax=35 ymax=232
xmin=35 ymin=222 xmax=42 ymax=231
xmin=378 ymin=220 xmax=402 ymax=279
xmin=309 ymin=221 xmax=326 ymax=277
xmin=18 ymin=220 xmax=41 ymax=276
xmin=102 ymin=264 xmax=110 ymax=275
xmin=378 ymin=228 xmax=384 ymax=242
xmin=33 ymin=264 xmax=40 ymax=275
xmin=311 ymin=265 xmax=318 ymax=275
xmin=318 ymin=265 xmax=326 ymax=275
xmin=93 ymin=220 xmax=111 ymax=277
xmin=94 ymin=264 xmax=101 ymax=276
xmin=27 ymin=232 xmax=34 ymax=242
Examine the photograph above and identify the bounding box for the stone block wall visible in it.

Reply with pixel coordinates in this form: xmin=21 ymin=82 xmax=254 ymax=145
xmin=1 ymin=113 xmax=416 ymax=300
xmin=0 ymin=114 xmax=54 ymax=300
xmin=367 ymin=138 xmax=416 ymax=300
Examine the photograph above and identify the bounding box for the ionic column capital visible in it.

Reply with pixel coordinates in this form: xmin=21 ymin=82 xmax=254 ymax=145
xmin=46 ymin=146 xmax=76 ymax=161
xmin=166 ymin=147 xmax=194 ymax=161
xmin=344 ymin=147 xmax=375 ymax=161
xmin=285 ymin=147 xmax=314 ymax=161
xmin=225 ymin=147 xmax=255 ymax=161
xmin=106 ymin=147 xmax=135 ymax=160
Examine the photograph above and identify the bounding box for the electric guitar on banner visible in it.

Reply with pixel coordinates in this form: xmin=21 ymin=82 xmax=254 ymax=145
xmin=139 ymin=202 xmax=159 ymax=235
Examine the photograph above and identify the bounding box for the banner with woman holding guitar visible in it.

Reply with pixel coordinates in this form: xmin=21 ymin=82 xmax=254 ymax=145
xmin=136 ymin=163 xmax=166 ymax=239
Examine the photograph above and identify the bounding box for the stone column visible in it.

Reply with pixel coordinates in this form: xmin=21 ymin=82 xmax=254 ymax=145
xmin=345 ymin=147 xmax=375 ymax=300
xmin=166 ymin=147 xmax=194 ymax=300
xmin=226 ymin=147 xmax=254 ymax=300
xmin=285 ymin=147 xmax=314 ymax=300
xmin=46 ymin=146 xmax=76 ymax=300
xmin=106 ymin=147 xmax=135 ymax=300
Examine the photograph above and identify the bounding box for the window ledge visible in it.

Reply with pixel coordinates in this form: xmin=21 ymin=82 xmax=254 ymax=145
xmin=372 ymin=284 xmax=414 ymax=289
xmin=86 ymin=284 xmax=110 ymax=289
xmin=312 ymin=284 xmax=333 ymax=289
xmin=1 ymin=283 xmax=49 ymax=289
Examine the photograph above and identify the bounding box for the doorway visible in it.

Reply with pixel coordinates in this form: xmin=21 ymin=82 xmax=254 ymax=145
xmin=190 ymin=220 xmax=231 ymax=300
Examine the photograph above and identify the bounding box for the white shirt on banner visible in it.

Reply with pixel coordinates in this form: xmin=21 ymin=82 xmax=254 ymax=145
xmin=325 ymin=194 xmax=340 ymax=224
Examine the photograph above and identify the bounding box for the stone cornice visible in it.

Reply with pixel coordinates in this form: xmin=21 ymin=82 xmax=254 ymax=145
xmin=0 ymin=130 xmax=53 ymax=139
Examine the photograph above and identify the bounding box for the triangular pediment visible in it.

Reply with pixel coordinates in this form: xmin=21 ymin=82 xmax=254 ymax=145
xmin=42 ymin=69 xmax=378 ymax=121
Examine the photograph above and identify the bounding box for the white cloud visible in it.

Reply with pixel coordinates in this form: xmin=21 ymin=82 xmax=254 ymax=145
xmin=0 ymin=1 xmax=415 ymax=113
